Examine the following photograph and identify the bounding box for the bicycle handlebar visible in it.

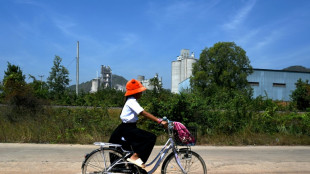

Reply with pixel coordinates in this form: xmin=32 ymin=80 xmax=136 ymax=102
xmin=162 ymin=116 xmax=169 ymax=122
xmin=161 ymin=117 xmax=175 ymax=134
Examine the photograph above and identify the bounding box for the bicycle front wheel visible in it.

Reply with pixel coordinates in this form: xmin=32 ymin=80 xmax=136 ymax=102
xmin=82 ymin=147 xmax=123 ymax=174
xmin=161 ymin=149 xmax=207 ymax=174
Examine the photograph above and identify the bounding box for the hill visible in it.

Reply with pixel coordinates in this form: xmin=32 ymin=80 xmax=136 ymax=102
xmin=68 ymin=74 xmax=127 ymax=93
xmin=283 ymin=65 xmax=310 ymax=72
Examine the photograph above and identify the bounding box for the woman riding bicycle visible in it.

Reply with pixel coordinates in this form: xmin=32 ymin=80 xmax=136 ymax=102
xmin=109 ymin=79 xmax=167 ymax=168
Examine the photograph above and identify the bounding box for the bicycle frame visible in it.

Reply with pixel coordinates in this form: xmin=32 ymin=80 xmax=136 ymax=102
xmin=147 ymin=138 xmax=188 ymax=174
xmin=145 ymin=122 xmax=187 ymax=174
xmin=93 ymin=121 xmax=188 ymax=174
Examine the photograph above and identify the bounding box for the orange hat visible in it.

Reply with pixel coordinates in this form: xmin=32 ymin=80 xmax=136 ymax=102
xmin=125 ymin=79 xmax=147 ymax=96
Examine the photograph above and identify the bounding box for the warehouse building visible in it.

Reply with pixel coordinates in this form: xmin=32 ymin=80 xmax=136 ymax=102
xmin=171 ymin=49 xmax=310 ymax=101
xmin=177 ymin=69 xmax=310 ymax=101
xmin=247 ymin=69 xmax=310 ymax=101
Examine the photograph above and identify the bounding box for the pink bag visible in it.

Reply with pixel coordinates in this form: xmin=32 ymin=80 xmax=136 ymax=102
xmin=173 ymin=122 xmax=196 ymax=145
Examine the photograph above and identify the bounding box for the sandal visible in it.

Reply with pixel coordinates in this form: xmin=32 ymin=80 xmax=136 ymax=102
xmin=127 ymin=158 xmax=145 ymax=168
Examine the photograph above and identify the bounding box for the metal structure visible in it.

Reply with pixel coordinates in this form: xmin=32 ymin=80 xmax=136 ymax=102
xmin=90 ymin=65 xmax=112 ymax=93
xmin=100 ymin=65 xmax=112 ymax=88
xmin=248 ymin=69 xmax=310 ymax=101
xmin=178 ymin=68 xmax=310 ymax=101
xmin=171 ymin=49 xmax=197 ymax=93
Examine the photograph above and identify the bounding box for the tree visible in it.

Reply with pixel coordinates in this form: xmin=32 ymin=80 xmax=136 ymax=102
xmin=2 ymin=62 xmax=41 ymax=122
xmin=149 ymin=73 xmax=163 ymax=93
xmin=290 ymin=79 xmax=310 ymax=111
xmin=3 ymin=62 xmax=26 ymax=94
xmin=28 ymin=75 xmax=49 ymax=99
xmin=0 ymin=81 xmax=3 ymax=102
xmin=47 ymin=55 xmax=70 ymax=99
xmin=3 ymin=62 xmax=26 ymax=91
xmin=190 ymin=42 xmax=253 ymax=97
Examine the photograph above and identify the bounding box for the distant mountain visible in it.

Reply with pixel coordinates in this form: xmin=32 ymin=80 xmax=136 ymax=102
xmin=68 ymin=74 xmax=127 ymax=93
xmin=283 ymin=66 xmax=310 ymax=72
xmin=112 ymin=74 xmax=128 ymax=87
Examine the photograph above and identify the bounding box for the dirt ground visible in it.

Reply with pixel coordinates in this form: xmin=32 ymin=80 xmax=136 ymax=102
xmin=0 ymin=143 xmax=309 ymax=174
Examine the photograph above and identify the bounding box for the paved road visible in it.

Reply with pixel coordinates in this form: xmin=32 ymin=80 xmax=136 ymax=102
xmin=0 ymin=143 xmax=309 ymax=174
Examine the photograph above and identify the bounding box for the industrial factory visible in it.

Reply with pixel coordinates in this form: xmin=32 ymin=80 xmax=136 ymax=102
xmin=90 ymin=65 xmax=112 ymax=93
xmin=172 ymin=49 xmax=310 ymax=101
xmin=88 ymin=48 xmax=310 ymax=101
xmin=171 ymin=49 xmax=197 ymax=93
xmin=90 ymin=65 xmax=162 ymax=93
xmin=138 ymin=74 xmax=162 ymax=90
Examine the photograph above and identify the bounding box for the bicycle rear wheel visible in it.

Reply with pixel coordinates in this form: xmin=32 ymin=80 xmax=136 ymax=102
xmin=161 ymin=148 xmax=207 ymax=174
xmin=82 ymin=147 xmax=123 ymax=174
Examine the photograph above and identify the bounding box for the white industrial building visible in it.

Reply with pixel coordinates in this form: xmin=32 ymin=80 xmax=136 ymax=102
xmin=171 ymin=49 xmax=197 ymax=93
xmin=90 ymin=65 xmax=112 ymax=93
xmin=90 ymin=78 xmax=100 ymax=93
xmin=138 ymin=74 xmax=162 ymax=90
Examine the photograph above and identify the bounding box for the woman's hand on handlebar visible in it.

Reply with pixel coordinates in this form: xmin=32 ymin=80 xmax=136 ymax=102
xmin=160 ymin=120 xmax=168 ymax=129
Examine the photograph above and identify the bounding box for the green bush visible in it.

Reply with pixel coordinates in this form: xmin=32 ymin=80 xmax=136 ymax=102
xmin=0 ymin=106 xmax=121 ymax=144
xmin=1 ymin=77 xmax=310 ymax=145
xmin=291 ymin=79 xmax=310 ymax=111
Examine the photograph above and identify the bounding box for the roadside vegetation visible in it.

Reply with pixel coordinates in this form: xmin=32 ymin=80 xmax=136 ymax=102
xmin=0 ymin=43 xmax=309 ymax=145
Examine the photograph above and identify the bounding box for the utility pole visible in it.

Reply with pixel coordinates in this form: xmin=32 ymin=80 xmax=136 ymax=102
xmin=76 ymin=41 xmax=79 ymax=96
xmin=38 ymin=75 xmax=44 ymax=90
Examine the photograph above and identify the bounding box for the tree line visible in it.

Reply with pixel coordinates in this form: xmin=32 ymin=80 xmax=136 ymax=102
xmin=0 ymin=42 xmax=309 ymax=144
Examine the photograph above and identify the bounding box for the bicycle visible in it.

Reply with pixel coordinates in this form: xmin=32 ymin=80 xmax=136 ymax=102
xmin=81 ymin=117 xmax=207 ymax=174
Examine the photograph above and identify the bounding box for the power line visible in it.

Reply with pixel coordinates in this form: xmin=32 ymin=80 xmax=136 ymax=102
xmin=66 ymin=57 xmax=76 ymax=68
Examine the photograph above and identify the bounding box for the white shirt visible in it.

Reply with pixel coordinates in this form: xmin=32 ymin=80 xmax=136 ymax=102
xmin=120 ymin=96 xmax=144 ymax=123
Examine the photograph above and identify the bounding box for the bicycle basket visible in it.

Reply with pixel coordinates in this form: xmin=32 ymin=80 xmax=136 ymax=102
xmin=173 ymin=122 xmax=197 ymax=146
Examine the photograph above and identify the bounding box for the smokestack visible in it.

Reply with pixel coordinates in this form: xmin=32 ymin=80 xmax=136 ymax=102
xmin=76 ymin=41 xmax=79 ymax=95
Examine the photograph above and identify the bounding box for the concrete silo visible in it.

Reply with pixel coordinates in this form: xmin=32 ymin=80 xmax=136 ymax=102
xmin=185 ymin=58 xmax=196 ymax=80
xmin=171 ymin=49 xmax=197 ymax=93
xmin=171 ymin=60 xmax=181 ymax=93
xmin=90 ymin=78 xmax=99 ymax=93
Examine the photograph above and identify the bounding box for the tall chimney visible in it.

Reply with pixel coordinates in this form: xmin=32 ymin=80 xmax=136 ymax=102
xmin=76 ymin=41 xmax=79 ymax=95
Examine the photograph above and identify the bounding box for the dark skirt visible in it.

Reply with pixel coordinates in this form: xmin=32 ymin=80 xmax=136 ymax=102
xmin=109 ymin=123 xmax=156 ymax=163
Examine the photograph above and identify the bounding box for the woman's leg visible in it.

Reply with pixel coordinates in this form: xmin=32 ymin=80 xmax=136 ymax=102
xmin=124 ymin=127 xmax=157 ymax=163
xmin=109 ymin=124 xmax=123 ymax=144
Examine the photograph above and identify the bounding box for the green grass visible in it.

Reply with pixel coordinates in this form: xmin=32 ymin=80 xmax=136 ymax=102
xmin=0 ymin=106 xmax=309 ymax=145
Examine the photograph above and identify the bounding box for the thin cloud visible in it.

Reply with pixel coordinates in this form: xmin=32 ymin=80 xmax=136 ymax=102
xmin=236 ymin=28 xmax=260 ymax=46
xmin=163 ymin=1 xmax=192 ymax=18
xmin=14 ymin=0 xmax=42 ymax=6
xmin=254 ymin=30 xmax=283 ymax=50
xmin=51 ymin=15 xmax=77 ymax=38
xmin=146 ymin=1 xmax=192 ymax=29
xmin=120 ymin=33 xmax=139 ymax=47
xmin=223 ymin=0 xmax=256 ymax=30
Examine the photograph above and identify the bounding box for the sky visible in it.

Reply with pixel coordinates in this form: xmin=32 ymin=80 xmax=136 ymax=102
xmin=1 ymin=0 xmax=310 ymax=89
